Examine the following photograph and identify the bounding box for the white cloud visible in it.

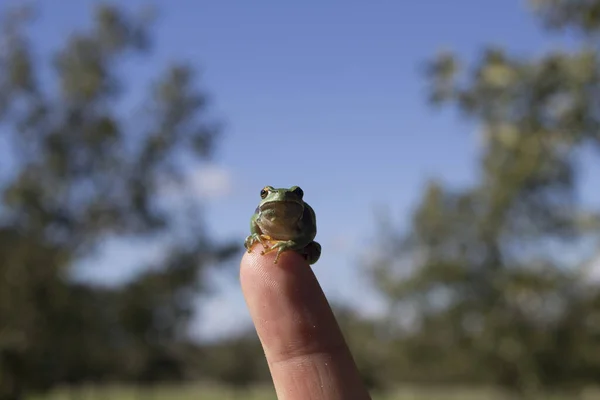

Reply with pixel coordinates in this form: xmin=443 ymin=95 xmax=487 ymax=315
xmin=159 ymin=164 xmax=233 ymax=202
xmin=587 ymin=256 xmax=600 ymax=284
xmin=186 ymin=165 xmax=233 ymax=200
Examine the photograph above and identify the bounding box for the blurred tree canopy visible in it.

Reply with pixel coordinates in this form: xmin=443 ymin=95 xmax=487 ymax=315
xmin=7 ymin=1 xmax=600 ymax=399
xmin=366 ymin=0 xmax=600 ymax=396
xmin=0 ymin=3 xmax=237 ymax=399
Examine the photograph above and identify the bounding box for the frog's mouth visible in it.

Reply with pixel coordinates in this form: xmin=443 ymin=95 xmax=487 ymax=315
xmin=259 ymin=200 xmax=304 ymax=222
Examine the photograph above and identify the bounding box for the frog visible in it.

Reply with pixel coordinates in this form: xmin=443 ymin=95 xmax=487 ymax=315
xmin=244 ymin=185 xmax=321 ymax=265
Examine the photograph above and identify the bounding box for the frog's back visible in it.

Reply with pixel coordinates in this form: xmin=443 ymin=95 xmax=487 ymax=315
xmin=302 ymin=202 xmax=317 ymax=239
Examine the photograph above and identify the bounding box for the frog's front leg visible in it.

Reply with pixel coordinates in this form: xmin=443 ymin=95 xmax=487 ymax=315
xmin=261 ymin=240 xmax=322 ymax=264
xmin=245 ymin=215 xmax=271 ymax=252
xmin=244 ymin=234 xmax=261 ymax=252
xmin=245 ymin=234 xmax=275 ymax=252
xmin=260 ymin=240 xmax=298 ymax=264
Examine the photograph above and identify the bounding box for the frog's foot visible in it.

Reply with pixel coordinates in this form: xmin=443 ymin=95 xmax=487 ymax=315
xmin=244 ymin=233 xmax=270 ymax=253
xmin=260 ymin=240 xmax=296 ymax=264
xmin=302 ymin=241 xmax=321 ymax=265
xmin=260 ymin=234 xmax=274 ymax=243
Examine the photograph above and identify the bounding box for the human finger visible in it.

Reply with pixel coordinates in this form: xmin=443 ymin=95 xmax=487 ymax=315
xmin=240 ymin=248 xmax=372 ymax=400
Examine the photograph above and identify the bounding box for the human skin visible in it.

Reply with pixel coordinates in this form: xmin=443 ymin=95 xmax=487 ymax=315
xmin=240 ymin=249 xmax=372 ymax=400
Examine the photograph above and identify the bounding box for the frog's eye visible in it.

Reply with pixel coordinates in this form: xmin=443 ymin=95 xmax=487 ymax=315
xmin=260 ymin=187 xmax=269 ymax=199
xmin=291 ymin=186 xmax=304 ymax=198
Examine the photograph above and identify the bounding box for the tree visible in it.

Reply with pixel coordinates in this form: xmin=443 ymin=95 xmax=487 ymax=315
xmin=367 ymin=0 xmax=600 ymax=395
xmin=0 ymin=4 xmax=237 ymax=399
xmin=197 ymin=329 xmax=271 ymax=392
xmin=331 ymin=303 xmax=390 ymax=393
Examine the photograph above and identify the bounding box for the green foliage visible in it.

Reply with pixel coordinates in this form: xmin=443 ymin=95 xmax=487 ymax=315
xmin=196 ymin=330 xmax=271 ymax=389
xmin=0 ymin=4 xmax=218 ymax=243
xmin=331 ymin=303 xmax=390 ymax=392
xmin=0 ymin=3 xmax=237 ymax=399
xmin=529 ymin=0 xmax=600 ymax=34
xmin=26 ymin=383 xmax=600 ymax=400
xmin=6 ymin=1 xmax=600 ymax=397
xmin=366 ymin=0 xmax=600 ymax=395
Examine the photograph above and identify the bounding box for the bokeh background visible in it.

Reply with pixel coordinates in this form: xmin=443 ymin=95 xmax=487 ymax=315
xmin=2 ymin=0 xmax=600 ymax=399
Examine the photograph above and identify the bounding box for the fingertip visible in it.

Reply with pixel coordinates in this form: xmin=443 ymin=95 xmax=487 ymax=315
xmin=240 ymin=246 xmax=310 ymax=297
xmin=239 ymin=247 xmax=371 ymax=399
xmin=241 ymin=244 xmax=309 ymax=268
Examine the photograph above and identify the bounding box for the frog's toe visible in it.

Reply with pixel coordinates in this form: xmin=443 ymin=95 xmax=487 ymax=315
xmin=257 ymin=234 xmax=273 ymax=249
xmin=260 ymin=240 xmax=294 ymax=264
xmin=273 ymin=244 xmax=292 ymax=264
xmin=260 ymin=243 xmax=279 ymax=256
xmin=245 ymin=234 xmax=266 ymax=253
xmin=244 ymin=236 xmax=253 ymax=252
xmin=260 ymin=234 xmax=273 ymax=242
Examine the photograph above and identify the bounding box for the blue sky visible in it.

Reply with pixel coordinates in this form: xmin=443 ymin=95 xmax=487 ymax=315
xmin=13 ymin=0 xmax=599 ymax=339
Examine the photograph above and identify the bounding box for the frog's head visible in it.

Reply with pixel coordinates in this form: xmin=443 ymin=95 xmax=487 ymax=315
xmin=256 ymin=186 xmax=305 ymax=223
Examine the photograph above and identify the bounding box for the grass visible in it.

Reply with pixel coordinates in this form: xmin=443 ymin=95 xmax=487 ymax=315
xmin=29 ymin=383 xmax=600 ymax=400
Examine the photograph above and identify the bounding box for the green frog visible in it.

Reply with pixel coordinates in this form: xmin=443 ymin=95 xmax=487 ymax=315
xmin=244 ymin=185 xmax=321 ymax=265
